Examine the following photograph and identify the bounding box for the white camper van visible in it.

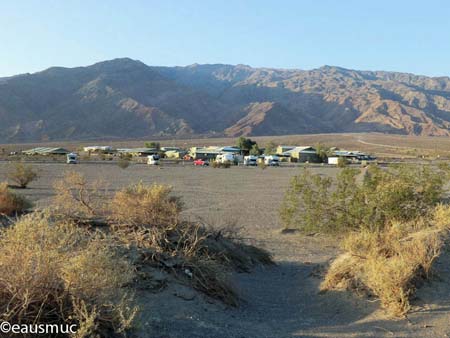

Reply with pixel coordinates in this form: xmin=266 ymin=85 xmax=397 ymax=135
xmin=147 ymin=154 xmax=160 ymax=165
xmin=66 ymin=153 xmax=78 ymax=164
xmin=243 ymin=155 xmax=258 ymax=166
xmin=264 ymin=155 xmax=280 ymax=166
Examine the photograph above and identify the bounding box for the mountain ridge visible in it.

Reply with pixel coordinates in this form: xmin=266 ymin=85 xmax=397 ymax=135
xmin=1 ymin=58 xmax=450 ymax=142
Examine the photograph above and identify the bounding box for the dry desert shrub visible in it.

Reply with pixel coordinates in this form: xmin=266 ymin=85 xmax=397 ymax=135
xmin=0 ymin=182 xmax=32 ymax=216
xmin=431 ymin=203 xmax=450 ymax=228
xmin=211 ymin=161 xmax=231 ymax=168
xmin=117 ymin=158 xmax=130 ymax=169
xmin=109 ymin=182 xmax=182 ymax=227
xmin=53 ymin=171 xmax=108 ymax=219
xmin=320 ymin=214 xmax=445 ymax=316
xmin=109 ymin=183 xmax=273 ymax=306
xmin=7 ymin=162 xmax=39 ymax=188
xmin=0 ymin=212 xmax=137 ymax=337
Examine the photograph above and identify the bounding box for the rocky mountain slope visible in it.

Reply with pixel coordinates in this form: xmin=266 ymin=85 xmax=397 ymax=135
xmin=1 ymin=58 xmax=450 ymax=142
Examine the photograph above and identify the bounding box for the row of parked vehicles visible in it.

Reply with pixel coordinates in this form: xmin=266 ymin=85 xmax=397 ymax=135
xmin=192 ymin=154 xmax=280 ymax=167
xmin=66 ymin=152 xmax=279 ymax=167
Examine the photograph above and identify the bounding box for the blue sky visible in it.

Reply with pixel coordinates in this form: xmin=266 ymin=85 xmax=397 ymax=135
xmin=1 ymin=0 xmax=449 ymax=77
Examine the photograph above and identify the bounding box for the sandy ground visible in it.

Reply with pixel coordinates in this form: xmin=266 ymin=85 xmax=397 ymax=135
xmin=1 ymin=162 xmax=450 ymax=338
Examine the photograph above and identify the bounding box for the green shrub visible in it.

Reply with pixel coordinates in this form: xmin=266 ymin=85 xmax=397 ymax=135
xmin=280 ymin=164 xmax=450 ymax=233
xmin=337 ymin=157 xmax=347 ymax=167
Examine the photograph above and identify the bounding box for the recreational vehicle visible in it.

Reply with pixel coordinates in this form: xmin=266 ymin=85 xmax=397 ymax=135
xmin=147 ymin=154 xmax=160 ymax=165
xmin=66 ymin=153 xmax=78 ymax=164
xmin=216 ymin=153 xmax=235 ymax=164
xmin=243 ymin=155 xmax=258 ymax=166
xmin=264 ymin=155 xmax=280 ymax=166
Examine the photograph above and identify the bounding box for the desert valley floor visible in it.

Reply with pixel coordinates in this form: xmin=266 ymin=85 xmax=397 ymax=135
xmin=2 ymin=161 xmax=450 ymax=337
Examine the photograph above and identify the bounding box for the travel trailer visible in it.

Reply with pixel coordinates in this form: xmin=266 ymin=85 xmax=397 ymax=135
xmin=216 ymin=153 xmax=235 ymax=164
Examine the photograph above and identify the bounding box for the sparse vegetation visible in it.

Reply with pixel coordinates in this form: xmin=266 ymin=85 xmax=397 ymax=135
xmin=0 ymin=212 xmax=137 ymax=337
xmin=109 ymin=182 xmax=273 ymax=305
xmin=7 ymin=162 xmax=38 ymax=188
xmin=117 ymin=158 xmax=130 ymax=169
xmin=281 ymin=163 xmax=450 ymax=316
xmin=0 ymin=182 xmax=32 ymax=216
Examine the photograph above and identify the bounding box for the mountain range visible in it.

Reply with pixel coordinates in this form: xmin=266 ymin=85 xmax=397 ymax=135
xmin=1 ymin=58 xmax=450 ymax=142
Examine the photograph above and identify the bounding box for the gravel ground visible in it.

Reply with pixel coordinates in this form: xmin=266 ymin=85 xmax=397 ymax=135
xmin=1 ymin=161 xmax=450 ymax=338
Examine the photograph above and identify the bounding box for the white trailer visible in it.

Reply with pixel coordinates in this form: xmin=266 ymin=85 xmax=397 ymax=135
xmin=327 ymin=156 xmax=340 ymax=165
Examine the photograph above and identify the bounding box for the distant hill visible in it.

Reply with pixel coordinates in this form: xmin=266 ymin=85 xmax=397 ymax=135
xmin=1 ymin=58 xmax=450 ymax=142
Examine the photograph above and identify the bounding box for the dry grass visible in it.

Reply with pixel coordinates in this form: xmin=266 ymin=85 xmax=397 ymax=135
xmin=320 ymin=206 xmax=450 ymax=316
xmin=0 ymin=212 xmax=137 ymax=337
xmin=0 ymin=182 xmax=31 ymax=216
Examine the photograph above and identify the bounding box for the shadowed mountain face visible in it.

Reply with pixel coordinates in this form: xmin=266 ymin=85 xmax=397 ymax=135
xmin=1 ymin=58 xmax=450 ymax=142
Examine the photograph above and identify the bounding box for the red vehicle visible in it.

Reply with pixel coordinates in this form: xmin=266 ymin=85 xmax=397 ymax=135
xmin=193 ymin=159 xmax=209 ymax=166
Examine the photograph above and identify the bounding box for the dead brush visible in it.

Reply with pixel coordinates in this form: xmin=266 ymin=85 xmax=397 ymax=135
xmin=320 ymin=213 xmax=445 ymax=316
xmin=0 ymin=181 xmax=32 ymax=216
xmin=52 ymin=171 xmax=108 ymax=220
xmin=109 ymin=183 xmax=273 ymax=306
xmin=7 ymin=162 xmax=39 ymax=188
xmin=0 ymin=212 xmax=137 ymax=337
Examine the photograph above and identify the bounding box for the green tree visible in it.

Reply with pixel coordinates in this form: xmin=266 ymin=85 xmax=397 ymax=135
xmin=264 ymin=141 xmax=277 ymax=155
xmin=236 ymin=137 xmax=257 ymax=155
xmin=144 ymin=142 xmax=161 ymax=150
xmin=249 ymin=144 xmax=261 ymax=156
xmin=315 ymin=143 xmax=331 ymax=163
